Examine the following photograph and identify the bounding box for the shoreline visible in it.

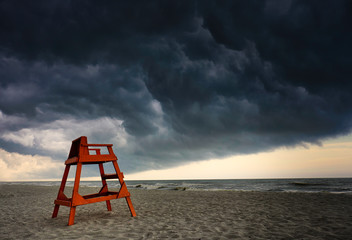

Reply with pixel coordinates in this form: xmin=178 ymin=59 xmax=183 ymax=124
xmin=1 ymin=185 xmax=352 ymax=239
xmin=2 ymin=182 xmax=352 ymax=194
xmin=1 ymin=177 xmax=352 ymax=194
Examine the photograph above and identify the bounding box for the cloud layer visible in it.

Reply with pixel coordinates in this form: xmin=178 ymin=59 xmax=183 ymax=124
xmin=1 ymin=0 xmax=352 ymax=177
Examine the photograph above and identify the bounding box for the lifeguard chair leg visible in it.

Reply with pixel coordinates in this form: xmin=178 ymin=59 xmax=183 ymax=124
xmin=126 ymin=197 xmax=137 ymax=217
xmin=52 ymin=203 xmax=60 ymax=218
xmin=112 ymin=160 xmax=136 ymax=217
xmin=52 ymin=165 xmax=71 ymax=218
xmin=106 ymin=199 xmax=112 ymax=211
xmin=98 ymin=163 xmax=112 ymax=211
xmin=68 ymin=207 xmax=76 ymax=226
xmin=68 ymin=162 xmax=82 ymax=226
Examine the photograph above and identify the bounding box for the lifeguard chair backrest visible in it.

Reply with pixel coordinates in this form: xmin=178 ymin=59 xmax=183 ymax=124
xmin=68 ymin=136 xmax=88 ymax=159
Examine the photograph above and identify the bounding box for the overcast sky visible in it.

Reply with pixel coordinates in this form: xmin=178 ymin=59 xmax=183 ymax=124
xmin=1 ymin=0 xmax=352 ymax=180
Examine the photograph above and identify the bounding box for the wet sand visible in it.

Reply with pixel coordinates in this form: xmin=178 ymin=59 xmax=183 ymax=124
xmin=1 ymin=184 xmax=351 ymax=239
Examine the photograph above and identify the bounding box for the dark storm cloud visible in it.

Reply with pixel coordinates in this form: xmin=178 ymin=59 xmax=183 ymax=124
xmin=1 ymin=0 xmax=352 ymax=173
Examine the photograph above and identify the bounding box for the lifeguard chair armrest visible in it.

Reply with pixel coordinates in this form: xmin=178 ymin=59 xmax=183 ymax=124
xmin=82 ymin=144 xmax=113 ymax=147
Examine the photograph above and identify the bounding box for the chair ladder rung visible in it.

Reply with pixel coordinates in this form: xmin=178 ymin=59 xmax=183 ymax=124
xmin=102 ymin=174 xmax=119 ymax=179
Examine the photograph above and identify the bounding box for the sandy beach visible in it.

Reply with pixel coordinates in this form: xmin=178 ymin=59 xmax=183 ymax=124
xmin=0 ymin=184 xmax=351 ymax=239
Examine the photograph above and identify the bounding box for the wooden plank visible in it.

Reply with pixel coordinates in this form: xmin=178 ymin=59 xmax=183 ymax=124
xmin=102 ymin=174 xmax=119 ymax=179
xmin=126 ymin=197 xmax=137 ymax=217
xmin=84 ymin=194 xmax=118 ymax=204
xmin=98 ymin=163 xmax=112 ymax=211
xmin=52 ymin=204 xmax=60 ymax=218
xmin=72 ymin=194 xmax=119 ymax=206
xmin=54 ymin=199 xmax=71 ymax=207
xmin=81 ymin=191 xmax=118 ymax=199
xmin=79 ymin=155 xmax=117 ymax=163
xmin=82 ymin=144 xmax=113 ymax=147
xmin=68 ymin=207 xmax=76 ymax=226
xmin=65 ymin=157 xmax=78 ymax=165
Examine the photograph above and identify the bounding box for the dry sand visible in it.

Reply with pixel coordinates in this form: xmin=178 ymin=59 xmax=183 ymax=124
xmin=0 ymin=184 xmax=352 ymax=239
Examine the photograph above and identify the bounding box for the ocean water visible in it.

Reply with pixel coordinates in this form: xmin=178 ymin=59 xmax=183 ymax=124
xmin=2 ymin=178 xmax=352 ymax=193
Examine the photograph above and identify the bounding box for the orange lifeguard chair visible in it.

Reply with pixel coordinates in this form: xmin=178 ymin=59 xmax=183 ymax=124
xmin=52 ymin=136 xmax=136 ymax=225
